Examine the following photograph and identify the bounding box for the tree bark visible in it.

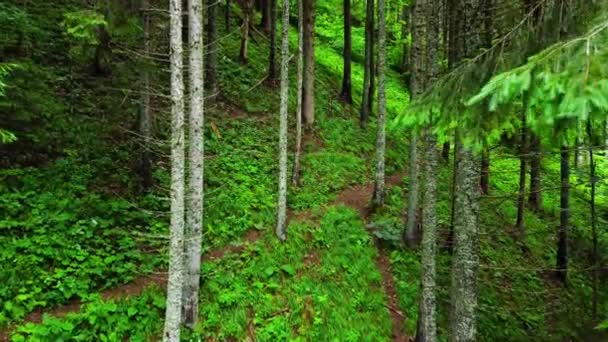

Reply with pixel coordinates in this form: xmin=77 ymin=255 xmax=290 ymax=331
xmin=360 ymin=0 xmax=374 ymax=127
xmin=372 ymin=0 xmax=386 ymax=208
xmin=292 ymin=0 xmax=304 ymax=186
xmin=441 ymin=142 xmax=450 ymax=162
xmin=556 ymin=143 xmax=569 ymax=283
xmin=239 ymin=0 xmax=252 ymax=63
xmin=181 ymin=0 xmax=205 ymax=329
xmin=163 ymin=0 xmax=186 ymax=339
xmin=302 ymin=0 xmax=315 ymax=125
xmin=528 ymin=133 xmax=542 ymax=213
xmin=267 ymin=0 xmax=278 ymax=83
xmin=261 ymin=0 xmax=271 ymax=32
xmin=417 ymin=0 xmax=439 ymax=338
xmin=587 ymin=121 xmax=598 ymax=318
xmin=368 ymin=2 xmax=375 ymax=116
xmin=404 ymin=0 xmax=426 ymax=247
xmin=339 ymin=0 xmax=352 ymax=104
xmin=400 ymin=4 xmax=411 ymax=73
xmin=515 ymin=109 xmax=527 ymax=235
xmin=207 ymin=0 xmax=219 ymax=96
xmin=138 ymin=0 xmax=153 ymax=193
xmin=479 ymin=146 xmax=490 ymax=195
xmin=276 ymin=0 xmax=290 ymax=241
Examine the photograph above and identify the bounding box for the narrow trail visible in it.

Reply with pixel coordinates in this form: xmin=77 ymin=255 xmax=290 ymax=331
xmin=1 ymin=171 xmax=410 ymax=341
xmin=333 ymin=172 xmax=411 ymax=342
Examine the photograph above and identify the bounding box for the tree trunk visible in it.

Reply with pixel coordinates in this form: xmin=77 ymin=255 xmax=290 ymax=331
xmin=360 ymin=0 xmax=374 ymax=127
xmin=479 ymin=146 xmax=489 ymax=195
xmin=267 ymin=0 xmax=278 ymax=83
xmin=163 ymin=0 xmax=186 ymax=340
xmin=405 ymin=132 xmax=419 ymax=247
xmin=587 ymin=121 xmax=598 ymax=318
xmin=302 ymin=0 xmax=315 ymax=126
xmin=450 ymin=1 xmax=481 ymax=339
xmin=515 ymin=110 xmax=527 ymax=235
xmin=404 ymin=0 xmax=426 ymax=247
xmin=138 ymin=0 xmax=153 ymax=193
xmin=239 ymin=0 xmax=251 ymax=64
xmin=181 ymin=0 xmax=205 ymax=329
xmin=441 ymin=142 xmax=450 ymax=162
xmin=339 ymin=0 xmax=352 ymax=104
xmin=276 ymin=0 xmax=290 ymax=241
xmin=528 ymin=133 xmax=542 ymax=213
xmin=417 ymin=0 xmax=440 ymax=338
xmin=400 ymin=4 xmax=410 ymax=73
xmin=292 ymin=0 xmax=304 ymax=186
xmin=261 ymin=0 xmax=271 ymax=32
xmin=556 ymin=143 xmax=569 ymax=283
xmin=372 ymin=0 xmax=386 ymax=208
xmin=207 ymin=0 xmax=219 ymax=96
xmin=368 ymin=3 xmax=375 ymax=116
xmin=605 ymin=118 xmax=608 ymax=158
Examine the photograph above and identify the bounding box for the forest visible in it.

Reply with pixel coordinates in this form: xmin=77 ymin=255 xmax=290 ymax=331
xmin=0 ymin=0 xmax=607 ymax=340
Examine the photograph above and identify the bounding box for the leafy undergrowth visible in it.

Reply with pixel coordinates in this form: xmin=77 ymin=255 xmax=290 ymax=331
xmin=11 ymin=288 xmax=166 ymax=341
xmin=9 ymin=207 xmax=393 ymax=341
xmin=374 ymin=148 xmax=608 ymax=341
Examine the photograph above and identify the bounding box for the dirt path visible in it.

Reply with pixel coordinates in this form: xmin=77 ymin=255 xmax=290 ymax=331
xmin=1 ymin=171 xmax=411 ymax=341
xmin=334 ymin=172 xmax=411 ymax=342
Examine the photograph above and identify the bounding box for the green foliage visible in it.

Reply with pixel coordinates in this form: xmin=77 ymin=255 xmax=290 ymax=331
xmin=61 ymin=10 xmax=107 ymax=46
xmin=11 ymin=288 xmax=165 ymax=341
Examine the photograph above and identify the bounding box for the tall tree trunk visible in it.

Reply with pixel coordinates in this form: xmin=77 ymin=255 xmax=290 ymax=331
xmin=276 ymin=0 xmax=290 ymax=241
xmin=181 ymin=0 xmax=205 ymax=329
xmin=267 ymin=0 xmax=278 ymax=83
xmin=417 ymin=0 xmax=440 ymax=339
xmin=605 ymin=118 xmax=608 ymax=158
xmin=138 ymin=0 xmax=153 ymax=193
xmin=450 ymin=1 xmax=481 ymax=339
xmin=339 ymin=0 xmax=352 ymax=104
xmin=261 ymin=0 xmax=271 ymax=32
xmin=575 ymin=122 xmax=584 ymax=168
xmin=207 ymin=0 xmax=219 ymax=96
xmin=528 ymin=133 xmax=542 ymax=213
xmin=368 ymin=3 xmax=375 ymax=116
xmin=479 ymin=146 xmax=490 ymax=195
xmin=515 ymin=109 xmax=527 ymax=235
xmin=400 ymin=4 xmax=410 ymax=73
xmin=360 ymin=0 xmax=374 ymax=126
xmin=163 ymin=0 xmax=186 ymax=339
xmin=239 ymin=0 xmax=252 ymax=63
xmin=292 ymin=0 xmax=304 ymax=186
xmin=302 ymin=0 xmax=315 ymax=125
xmin=587 ymin=121 xmax=598 ymax=318
xmin=404 ymin=0 xmax=426 ymax=247
xmin=556 ymin=143 xmax=569 ymax=283
xmin=372 ymin=0 xmax=386 ymax=208
xmin=225 ymin=0 xmax=231 ymax=31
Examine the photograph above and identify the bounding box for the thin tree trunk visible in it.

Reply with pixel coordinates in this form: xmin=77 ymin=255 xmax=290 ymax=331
xmin=261 ymin=0 xmax=271 ymax=32
xmin=267 ymin=0 xmax=278 ymax=83
xmin=417 ymin=0 xmax=439 ymax=338
xmin=528 ymin=133 xmax=542 ymax=213
xmin=515 ymin=110 xmax=527 ymax=235
xmin=239 ymin=0 xmax=251 ymax=64
xmin=339 ymin=0 xmax=353 ymax=104
xmin=404 ymin=0 xmax=426 ymax=247
xmin=360 ymin=0 xmax=374 ymax=127
xmin=575 ymin=122 xmax=584 ymax=168
xmin=441 ymin=142 xmax=450 ymax=162
xmin=556 ymin=143 xmax=569 ymax=283
xmin=207 ymin=0 xmax=219 ymax=97
xmin=446 ymin=136 xmax=458 ymax=252
xmin=138 ymin=0 xmax=153 ymax=193
xmin=372 ymin=0 xmax=386 ymax=208
xmin=368 ymin=3 xmax=375 ymax=116
xmin=587 ymin=121 xmax=598 ymax=318
xmin=405 ymin=132 xmax=419 ymax=247
xmin=276 ymin=0 xmax=290 ymax=241
xmin=605 ymin=118 xmax=608 ymax=158
xmin=163 ymin=0 xmax=186 ymax=339
xmin=479 ymin=146 xmax=489 ymax=195
xmin=400 ymin=4 xmax=410 ymax=73
xmin=181 ymin=0 xmax=205 ymax=329
xmin=292 ymin=0 xmax=304 ymax=186
xmin=302 ymin=0 xmax=315 ymax=125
